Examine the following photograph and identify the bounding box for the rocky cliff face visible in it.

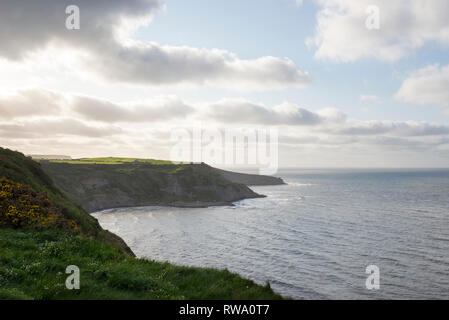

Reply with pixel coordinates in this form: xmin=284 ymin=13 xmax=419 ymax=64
xmin=40 ymin=162 xmax=268 ymax=213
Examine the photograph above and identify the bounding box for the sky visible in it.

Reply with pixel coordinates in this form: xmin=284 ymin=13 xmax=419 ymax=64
xmin=1 ymin=0 xmax=449 ymax=168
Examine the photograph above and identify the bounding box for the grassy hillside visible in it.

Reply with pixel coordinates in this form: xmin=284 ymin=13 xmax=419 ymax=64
xmin=0 ymin=148 xmax=98 ymax=235
xmin=0 ymin=228 xmax=282 ymax=300
xmin=0 ymin=148 xmax=132 ymax=253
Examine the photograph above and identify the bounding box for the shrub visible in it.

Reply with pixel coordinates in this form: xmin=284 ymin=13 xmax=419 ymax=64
xmin=0 ymin=178 xmax=78 ymax=232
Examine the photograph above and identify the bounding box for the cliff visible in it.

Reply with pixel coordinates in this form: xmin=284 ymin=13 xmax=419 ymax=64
xmin=213 ymin=167 xmax=285 ymax=186
xmin=40 ymin=162 xmax=274 ymax=213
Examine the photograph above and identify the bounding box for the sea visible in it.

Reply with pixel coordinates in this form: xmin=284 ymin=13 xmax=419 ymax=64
xmin=92 ymin=168 xmax=449 ymax=299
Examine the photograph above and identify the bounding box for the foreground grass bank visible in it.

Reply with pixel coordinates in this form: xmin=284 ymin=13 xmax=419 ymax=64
xmin=0 ymin=227 xmax=282 ymax=300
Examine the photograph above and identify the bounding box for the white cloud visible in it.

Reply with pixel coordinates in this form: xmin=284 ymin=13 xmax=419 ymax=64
xmin=0 ymin=119 xmax=122 ymax=138
xmin=72 ymin=95 xmax=194 ymax=123
xmin=316 ymin=107 xmax=347 ymax=122
xmin=205 ymin=99 xmax=323 ymax=125
xmin=86 ymin=46 xmax=310 ymax=90
xmin=0 ymin=90 xmax=63 ymax=119
xmin=2 ymin=89 xmax=449 ymax=167
xmin=2 ymin=89 xmax=448 ymax=140
xmin=0 ymin=0 xmax=309 ymax=90
xmin=395 ymin=64 xmax=449 ymax=107
xmin=307 ymin=0 xmax=449 ymax=62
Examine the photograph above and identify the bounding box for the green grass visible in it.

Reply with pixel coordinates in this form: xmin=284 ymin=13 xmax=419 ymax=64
xmin=0 ymin=227 xmax=282 ymax=300
xmin=46 ymin=157 xmax=176 ymax=165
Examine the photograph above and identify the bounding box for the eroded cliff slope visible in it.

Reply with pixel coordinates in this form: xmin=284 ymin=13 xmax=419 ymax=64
xmin=41 ymin=162 xmax=269 ymax=212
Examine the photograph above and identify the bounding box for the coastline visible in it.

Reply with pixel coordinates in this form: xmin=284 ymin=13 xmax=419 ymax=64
xmin=87 ymin=194 xmax=267 ymax=213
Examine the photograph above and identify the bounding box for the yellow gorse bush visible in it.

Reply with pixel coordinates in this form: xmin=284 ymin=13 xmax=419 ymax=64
xmin=0 ymin=177 xmax=79 ymax=232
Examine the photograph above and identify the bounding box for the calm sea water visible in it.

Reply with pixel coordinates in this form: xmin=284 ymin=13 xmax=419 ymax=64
xmin=92 ymin=169 xmax=449 ymax=299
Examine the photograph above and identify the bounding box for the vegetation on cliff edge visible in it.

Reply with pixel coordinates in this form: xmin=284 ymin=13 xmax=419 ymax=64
xmin=0 ymin=178 xmax=78 ymax=232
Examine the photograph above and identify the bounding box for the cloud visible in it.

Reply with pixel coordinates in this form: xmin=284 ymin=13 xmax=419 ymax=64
xmin=334 ymin=120 xmax=449 ymax=137
xmin=0 ymin=91 xmax=328 ymax=126
xmin=395 ymin=64 xmax=449 ymax=107
xmin=0 ymin=119 xmax=122 ymax=138
xmin=307 ymin=0 xmax=449 ymax=62
xmin=0 ymin=89 xmax=195 ymax=124
xmin=205 ymin=99 xmax=324 ymax=125
xmin=0 ymin=0 xmax=309 ymax=90
xmin=0 ymin=0 xmax=162 ymax=60
xmin=316 ymin=107 xmax=347 ymax=123
xmin=86 ymin=45 xmax=310 ymax=90
xmin=72 ymin=95 xmax=194 ymax=123
xmin=0 ymin=89 xmax=63 ymax=119
xmin=1 ymin=88 xmax=449 ymax=167
xmin=3 ymin=89 xmax=447 ymax=140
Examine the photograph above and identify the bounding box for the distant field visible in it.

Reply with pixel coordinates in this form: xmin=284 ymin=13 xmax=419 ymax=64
xmin=42 ymin=157 xmax=176 ymax=165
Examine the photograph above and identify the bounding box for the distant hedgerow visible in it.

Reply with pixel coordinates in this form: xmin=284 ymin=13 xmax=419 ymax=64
xmin=0 ymin=177 xmax=79 ymax=232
